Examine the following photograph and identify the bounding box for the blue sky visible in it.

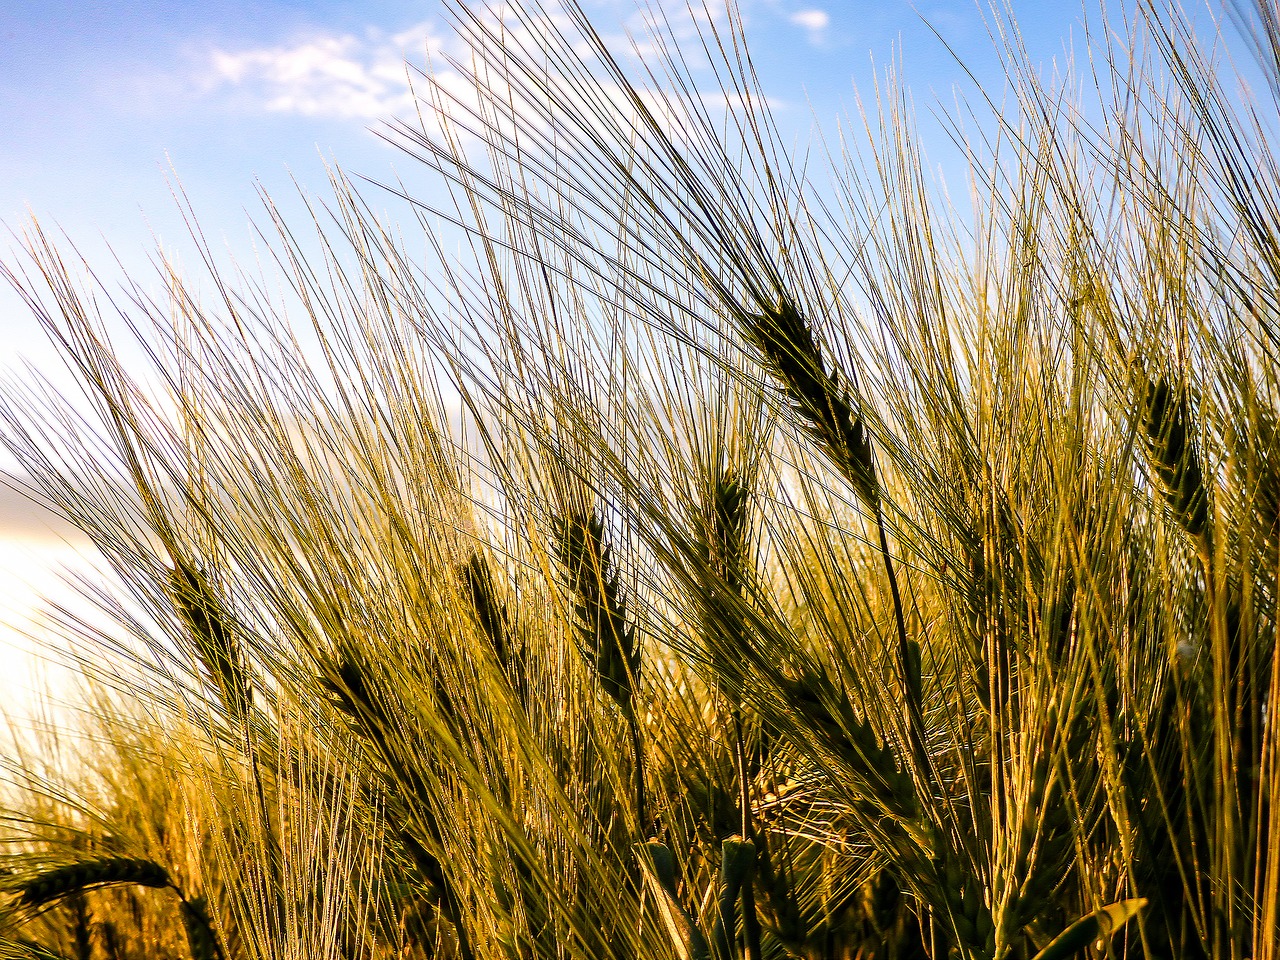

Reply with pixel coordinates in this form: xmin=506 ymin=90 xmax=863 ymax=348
xmin=0 ymin=1 xmax=1110 ymax=361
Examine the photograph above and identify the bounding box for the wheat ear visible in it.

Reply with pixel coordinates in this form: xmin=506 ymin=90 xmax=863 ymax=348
xmin=696 ymin=472 xmax=752 ymax=697
xmin=460 ymin=550 xmax=528 ymax=702
xmin=1140 ymin=375 xmax=1210 ymax=540
xmin=744 ymin=297 xmax=877 ymax=507
xmin=556 ymin=509 xmax=649 ymax=834
xmin=557 ymin=511 xmax=639 ymax=713
xmin=14 ymin=858 xmax=172 ymax=909
xmin=11 ymin=857 xmax=228 ymax=960
xmin=168 ymin=560 xmax=254 ymax=727
xmin=782 ymin=667 xmax=916 ymax=820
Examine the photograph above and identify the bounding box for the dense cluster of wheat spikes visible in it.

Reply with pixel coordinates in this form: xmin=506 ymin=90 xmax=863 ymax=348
xmin=3 ymin=0 xmax=1280 ymax=957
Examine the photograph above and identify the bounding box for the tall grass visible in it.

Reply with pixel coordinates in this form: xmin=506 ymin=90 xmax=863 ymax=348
xmin=3 ymin=0 xmax=1280 ymax=958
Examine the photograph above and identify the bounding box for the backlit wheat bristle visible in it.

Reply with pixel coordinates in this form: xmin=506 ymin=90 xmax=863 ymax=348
xmin=1231 ymin=406 xmax=1280 ymax=536
xmin=13 ymin=939 xmax=74 ymax=960
xmin=6 ymin=0 xmax=1280 ymax=956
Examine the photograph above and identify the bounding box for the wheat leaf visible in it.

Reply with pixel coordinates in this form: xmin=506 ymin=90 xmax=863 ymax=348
xmin=1029 ymin=898 xmax=1147 ymax=960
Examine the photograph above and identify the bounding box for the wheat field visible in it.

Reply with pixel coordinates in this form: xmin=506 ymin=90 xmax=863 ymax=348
xmin=2 ymin=1 xmax=1279 ymax=958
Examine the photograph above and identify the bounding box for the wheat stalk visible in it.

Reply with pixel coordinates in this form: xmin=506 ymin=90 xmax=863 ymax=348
xmin=178 ymin=896 xmax=226 ymax=960
xmin=745 ymin=297 xmax=931 ymax=795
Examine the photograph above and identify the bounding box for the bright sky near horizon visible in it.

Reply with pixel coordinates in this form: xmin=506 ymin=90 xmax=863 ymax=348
xmin=0 ymin=0 xmax=1156 ymax=706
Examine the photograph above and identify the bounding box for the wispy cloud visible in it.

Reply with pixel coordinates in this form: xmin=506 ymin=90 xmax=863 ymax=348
xmin=206 ymin=23 xmax=445 ymax=121
xmin=789 ymin=8 xmax=831 ymax=43
xmin=201 ymin=6 xmax=788 ymax=146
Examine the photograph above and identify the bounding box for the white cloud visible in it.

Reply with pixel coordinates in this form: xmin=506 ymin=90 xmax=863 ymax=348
xmin=206 ymin=23 xmax=445 ymax=121
xmin=199 ymin=4 xmax=792 ymax=157
xmin=202 ymin=4 xmax=800 ymax=125
xmin=790 ymin=9 xmax=831 ymax=33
